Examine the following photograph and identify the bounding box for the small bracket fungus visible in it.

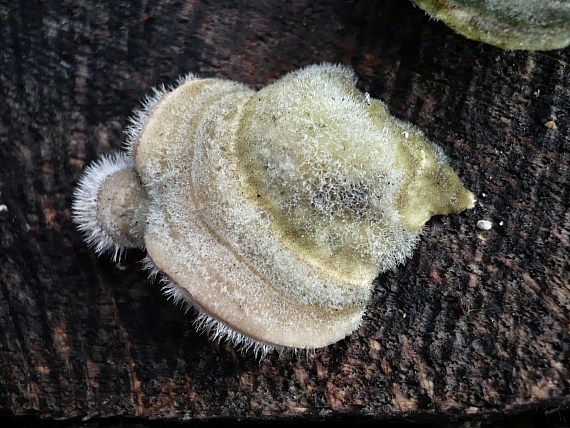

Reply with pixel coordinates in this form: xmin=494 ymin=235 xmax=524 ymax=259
xmin=411 ymin=0 xmax=570 ymax=50
xmin=73 ymin=64 xmax=475 ymax=355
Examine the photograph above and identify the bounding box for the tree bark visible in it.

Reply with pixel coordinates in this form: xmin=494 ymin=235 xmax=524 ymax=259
xmin=0 ymin=0 xmax=568 ymax=423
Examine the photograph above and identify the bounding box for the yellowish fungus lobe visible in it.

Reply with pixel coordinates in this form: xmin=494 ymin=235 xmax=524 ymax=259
xmin=411 ymin=0 xmax=570 ymax=51
xmin=73 ymin=64 xmax=475 ymax=355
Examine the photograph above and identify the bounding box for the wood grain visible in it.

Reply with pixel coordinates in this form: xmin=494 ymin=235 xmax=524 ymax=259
xmin=0 ymin=0 xmax=568 ymax=423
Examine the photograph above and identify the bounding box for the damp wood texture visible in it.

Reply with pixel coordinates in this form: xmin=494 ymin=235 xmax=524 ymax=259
xmin=0 ymin=0 xmax=569 ymax=424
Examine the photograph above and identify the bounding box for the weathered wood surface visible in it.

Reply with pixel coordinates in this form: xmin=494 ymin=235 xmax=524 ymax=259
xmin=0 ymin=0 xmax=568 ymax=423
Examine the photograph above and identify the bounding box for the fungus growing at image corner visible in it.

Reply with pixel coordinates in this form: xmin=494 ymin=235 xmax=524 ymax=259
xmin=411 ymin=0 xmax=570 ymax=51
xmin=72 ymin=64 xmax=475 ymax=356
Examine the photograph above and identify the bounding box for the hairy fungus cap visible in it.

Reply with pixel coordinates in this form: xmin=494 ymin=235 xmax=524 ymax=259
xmin=73 ymin=153 xmax=149 ymax=260
xmin=73 ymin=64 xmax=475 ymax=355
xmin=411 ymin=0 xmax=570 ymax=50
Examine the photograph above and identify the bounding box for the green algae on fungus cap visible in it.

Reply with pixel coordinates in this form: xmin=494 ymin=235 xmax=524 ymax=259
xmin=72 ymin=64 xmax=475 ymax=356
xmin=412 ymin=0 xmax=570 ymax=50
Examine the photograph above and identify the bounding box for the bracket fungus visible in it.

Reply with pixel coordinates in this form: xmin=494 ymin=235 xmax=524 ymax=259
xmin=411 ymin=0 xmax=570 ymax=50
xmin=73 ymin=64 xmax=475 ymax=355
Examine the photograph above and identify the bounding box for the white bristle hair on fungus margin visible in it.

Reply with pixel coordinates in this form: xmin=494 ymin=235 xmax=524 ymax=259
xmin=72 ymin=152 xmax=138 ymax=261
xmin=72 ymin=63 xmax=475 ymax=356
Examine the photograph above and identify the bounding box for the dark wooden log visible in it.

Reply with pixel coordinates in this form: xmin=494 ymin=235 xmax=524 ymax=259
xmin=0 ymin=0 xmax=568 ymax=424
